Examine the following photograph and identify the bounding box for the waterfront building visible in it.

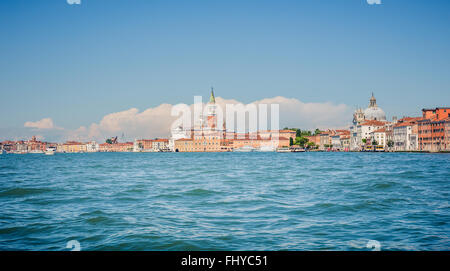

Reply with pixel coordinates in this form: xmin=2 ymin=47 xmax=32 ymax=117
xmin=305 ymin=135 xmax=320 ymax=147
xmin=350 ymin=94 xmax=388 ymax=151
xmin=152 ymin=139 xmax=170 ymax=152
xmin=99 ymin=142 xmax=134 ymax=152
xmin=1 ymin=141 xmax=16 ymax=153
xmin=279 ymin=130 xmax=296 ymax=140
xmin=418 ymin=107 xmax=450 ymax=152
xmin=331 ymin=134 xmax=341 ymax=151
xmin=27 ymin=136 xmax=47 ymax=152
xmin=173 ymin=89 xmax=288 ymax=152
xmin=16 ymin=141 xmax=28 ymax=153
xmin=371 ymin=128 xmax=387 ymax=151
xmin=319 ymin=131 xmax=333 ymax=150
xmin=63 ymin=141 xmax=87 ymax=153
xmin=329 ymin=130 xmax=350 ymax=151
xmin=231 ymin=135 xmax=289 ymax=150
xmin=350 ymin=119 xmax=386 ymax=151
xmin=393 ymin=117 xmax=420 ymax=151
xmin=134 ymin=139 xmax=154 ymax=152
xmin=340 ymin=134 xmax=350 ymax=151
xmin=86 ymin=141 xmax=99 ymax=152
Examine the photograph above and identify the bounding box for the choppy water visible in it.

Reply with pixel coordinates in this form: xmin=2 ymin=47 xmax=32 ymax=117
xmin=0 ymin=152 xmax=449 ymax=251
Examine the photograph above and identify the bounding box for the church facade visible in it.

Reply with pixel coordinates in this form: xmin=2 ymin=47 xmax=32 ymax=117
xmin=350 ymin=94 xmax=390 ymax=151
xmin=172 ymin=89 xmax=291 ymax=152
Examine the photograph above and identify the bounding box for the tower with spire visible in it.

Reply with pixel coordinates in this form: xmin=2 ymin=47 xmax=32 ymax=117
xmin=369 ymin=92 xmax=377 ymax=108
xmin=206 ymin=87 xmax=217 ymax=129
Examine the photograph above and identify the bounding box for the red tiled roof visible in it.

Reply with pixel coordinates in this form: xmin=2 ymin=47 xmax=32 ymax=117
xmin=373 ymin=128 xmax=386 ymax=133
xmin=394 ymin=122 xmax=415 ymax=128
xmin=153 ymin=139 xmax=169 ymax=142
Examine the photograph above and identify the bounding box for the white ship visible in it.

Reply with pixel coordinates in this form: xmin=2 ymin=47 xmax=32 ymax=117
xmin=233 ymin=145 xmax=256 ymax=152
xmin=276 ymin=147 xmax=291 ymax=153
xmin=257 ymin=146 xmax=276 ymax=152
xmin=45 ymin=147 xmax=56 ymax=155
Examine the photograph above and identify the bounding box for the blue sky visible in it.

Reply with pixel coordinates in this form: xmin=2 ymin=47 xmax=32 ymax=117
xmin=1 ymin=0 xmax=450 ymax=140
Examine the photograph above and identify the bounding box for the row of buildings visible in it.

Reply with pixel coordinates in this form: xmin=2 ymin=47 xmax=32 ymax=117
xmin=308 ymin=94 xmax=449 ymax=152
xmin=0 ymin=137 xmax=170 ymax=154
xmin=1 ymin=92 xmax=448 ymax=153
xmin=170 ymin=90 xmax=293 ymax=152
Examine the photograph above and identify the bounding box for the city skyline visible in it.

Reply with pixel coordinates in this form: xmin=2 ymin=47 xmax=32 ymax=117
xmin=1 ymin=0 xmax=450 ymax=142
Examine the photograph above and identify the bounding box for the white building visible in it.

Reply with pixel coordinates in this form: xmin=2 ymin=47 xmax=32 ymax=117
xmin=371 ymin=128 xmax=387 ymax=150
xmin=393 ymin=120 xmax=419 ymax=151
xmin=86 ymin=141 xmax=99 ymax=152
xmin=350 ymin=93 xmax=388 ymax=151
xmin=331 ymin=135 xmax=342 ymax=151
xmin=152 ymin=139 xmax=169 ymax=152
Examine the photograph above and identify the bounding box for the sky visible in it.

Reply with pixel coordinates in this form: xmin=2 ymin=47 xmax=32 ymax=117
xmin=0 ymin=0 xmax=449 ymax=142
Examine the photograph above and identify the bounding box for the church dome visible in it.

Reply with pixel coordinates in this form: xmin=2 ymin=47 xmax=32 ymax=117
xmin=364 ymin=93 xmax=386 ymax=121
xmin=364 ymin=106 xmax=386 ymax=121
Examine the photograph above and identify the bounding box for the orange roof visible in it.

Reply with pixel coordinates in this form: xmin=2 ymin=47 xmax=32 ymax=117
xmin=394 ymin=122 xmax=415 ymax=128
xmin=153 ymin=139 xmax=169 ymax=142
xmin=373 ymin=128 xmax=386 ymax=133
xmin=398 ymin=117 xmax=422 ymax=122
xmin=176 ymin=138 xmax=193 ymax=142
xmin=64 ymin=141 xmax=84 ymax=145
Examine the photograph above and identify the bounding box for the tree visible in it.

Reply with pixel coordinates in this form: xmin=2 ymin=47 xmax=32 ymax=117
xmin=362 ymin=138 xmax=367 ymax=144
xmin=106 ymin=139 xmax=113 ymax=144
xmin=289 ymin=137 xmax=294 ymax=146
xmin=296 ymin=129 xmax=301 ymax=137
xmin=314 ymin=128 xmax=322 ymax=135
xmin=387 ymin=140 xmax=394 ymax=148
xmin=307 ymin=142 xmax=315 ymax=149
xmin=372 ymin=140 xmax=378 ymax=146
xmin=295 ymin=136 xmax=309 ymax=147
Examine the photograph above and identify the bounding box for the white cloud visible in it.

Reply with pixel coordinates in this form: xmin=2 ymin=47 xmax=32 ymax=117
xmin=24 ymin=118 xmax=56 ymax=130
xmin=367 ymin=0 xmax=382 ymax=5
xmin=18 ymin=97 xmax=352 ymax=142
xmin=66 ymin=96 xmax=351 ymax=142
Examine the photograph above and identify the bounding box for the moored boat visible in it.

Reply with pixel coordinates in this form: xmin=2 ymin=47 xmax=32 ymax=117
xmin=233 ymin=145 xmax=256 ymax=152
xmin=257 ymin=146 xmax=276 ymax=152
xmin=276 ymin=147 xmax=291 ymax=153
xmin=45 ymin=147 xmax=56 ymax=155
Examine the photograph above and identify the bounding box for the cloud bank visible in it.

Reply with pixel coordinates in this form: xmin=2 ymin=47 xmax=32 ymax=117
xmin=24 ymin=118 xmax=57 ymax=130
xmin=17 ymin=97 xmax=352 ymax=142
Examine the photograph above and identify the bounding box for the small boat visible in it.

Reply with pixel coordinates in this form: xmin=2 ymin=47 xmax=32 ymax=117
xmin=257 ymin=146 xmax=276 ymax=152
xmin=233 ymin=145 xmax=256 ymax=152
xmin=45 ymin=147 xmax=56 ymax=155
xmin=290 ymin=147 xmax=306 ymax=152
xmin=276 ymin=147 xmax=291 ymax=153
xmin=29 ymin=150 xmax=44 ymax=154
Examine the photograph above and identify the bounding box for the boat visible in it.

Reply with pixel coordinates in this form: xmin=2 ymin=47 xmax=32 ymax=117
xmin=0 ymin=149 xmax=6 ymax=155
xmin=290 ymin=146 xmax=306 ymax=152
xmin=276 ymin=147 xmax=291 ymax=153
xmin=233 ymin=145 xmax=256 ymax=152
xmin=29 ymin=150 xmax=44 ymax=154
xmin=45 ymin=147 xmax=56 ymax=155
xmin=257 ymin=146 xmax=276 ymax=152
